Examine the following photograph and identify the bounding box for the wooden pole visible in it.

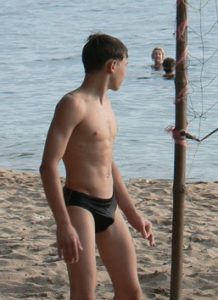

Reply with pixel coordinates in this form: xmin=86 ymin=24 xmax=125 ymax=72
xmin=170 ymin=1 xmax=188 ymax=299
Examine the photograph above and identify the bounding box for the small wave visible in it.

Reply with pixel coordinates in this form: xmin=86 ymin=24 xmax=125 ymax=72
xmin=1 ymin=91 xmax=16 ymax=95
xmin=34 ymin=56 xmax=76 ymax=63
xmin=18 ymin=153 xmax=34 ymax=158
xmin=137 ymin=76 xmax=151 ymax=80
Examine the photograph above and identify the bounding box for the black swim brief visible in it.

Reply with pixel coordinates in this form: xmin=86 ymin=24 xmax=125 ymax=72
xmin=63 ymin=187 xmax=117 ymax=233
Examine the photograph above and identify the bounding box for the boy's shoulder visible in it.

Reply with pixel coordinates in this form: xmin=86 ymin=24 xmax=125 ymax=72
xmin=59 ymin=89 xmax=84 ymax=106
xmin=55 ymin=89 xmax=87 ymax=116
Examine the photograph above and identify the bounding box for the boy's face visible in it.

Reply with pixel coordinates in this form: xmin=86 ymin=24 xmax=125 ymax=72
xmin=110 ymin=57 xmax=128 ymax=91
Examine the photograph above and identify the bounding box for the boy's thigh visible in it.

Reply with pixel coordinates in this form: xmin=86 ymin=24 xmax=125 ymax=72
xmin=66 ymin=206 xmax=97 ymax=291
xmin=96 ymin=209 xmax=140 ymax=290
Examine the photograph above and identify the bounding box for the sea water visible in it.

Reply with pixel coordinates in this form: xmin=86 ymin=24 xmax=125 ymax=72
xmin=1 ymin=0 xmax=218 ymax=181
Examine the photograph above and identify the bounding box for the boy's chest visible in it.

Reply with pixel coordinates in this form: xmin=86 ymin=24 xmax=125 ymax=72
xmin=75 ymin=104 xmax=117 ymax=142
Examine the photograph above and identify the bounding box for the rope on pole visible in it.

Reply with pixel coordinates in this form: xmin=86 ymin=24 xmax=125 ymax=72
xmin=166 ymin=126 xmax=218 ymax=143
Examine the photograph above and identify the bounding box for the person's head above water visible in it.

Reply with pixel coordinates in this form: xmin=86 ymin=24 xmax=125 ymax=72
xmin=82 ymin=33 xmax=128 ymax=74
xmin=163 ymin=57 xmax=176 ymax=79
xmin=151 ymin=47 xmax=165 ymax=70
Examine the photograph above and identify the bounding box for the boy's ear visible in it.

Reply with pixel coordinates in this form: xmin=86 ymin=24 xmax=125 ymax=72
xmin=106 ymin=59 xmax=117 ymax=73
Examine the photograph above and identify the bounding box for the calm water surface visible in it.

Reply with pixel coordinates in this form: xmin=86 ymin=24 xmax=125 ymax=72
xmin=1 ymin=0 xmax=218 ymax=181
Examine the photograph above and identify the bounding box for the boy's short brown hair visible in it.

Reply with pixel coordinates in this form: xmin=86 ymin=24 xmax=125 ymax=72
xmin=82 ymin=33 xmax=128 ymax=74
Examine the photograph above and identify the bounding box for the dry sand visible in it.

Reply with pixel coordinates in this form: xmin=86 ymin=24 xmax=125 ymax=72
xmin=0 ymin=169 xmax=217 ymax=299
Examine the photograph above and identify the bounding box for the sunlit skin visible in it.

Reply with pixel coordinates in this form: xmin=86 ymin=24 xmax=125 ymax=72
xmin=40 ymin=36 xmax=155 ymax=299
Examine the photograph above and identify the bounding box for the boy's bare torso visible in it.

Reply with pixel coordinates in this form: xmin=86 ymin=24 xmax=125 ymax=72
xmin=63 ymin=91 xmax=117 ymax=199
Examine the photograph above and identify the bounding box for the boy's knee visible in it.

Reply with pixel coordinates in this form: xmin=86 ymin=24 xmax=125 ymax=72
xmin=128 ymin=286 xmax=142 ymax=300
xmin=70 ymin=288 xmax=95 ymax=300
xmin=115 ymin=285 xmax=142 ymax=300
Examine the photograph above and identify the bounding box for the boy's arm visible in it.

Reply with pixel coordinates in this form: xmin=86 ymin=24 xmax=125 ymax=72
xmin=112 ymin=161 xmax=155 ymax=246
xmin=40 ymin=94 xmax=85 ymax=262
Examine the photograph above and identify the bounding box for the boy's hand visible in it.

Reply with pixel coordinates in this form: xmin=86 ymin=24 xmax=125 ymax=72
xmin=127 ymin=212 xmax=155 ymax=247
xmin=56 ymin=224 xmax=83 ymax=263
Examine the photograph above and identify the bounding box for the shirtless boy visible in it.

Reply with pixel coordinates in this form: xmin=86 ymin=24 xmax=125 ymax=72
xmin=40 ymin=33 xmax=155 ymax=300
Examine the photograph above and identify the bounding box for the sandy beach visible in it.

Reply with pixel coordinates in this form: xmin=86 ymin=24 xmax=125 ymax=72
xmin=0 ymin=169 xmax=217 ymax=299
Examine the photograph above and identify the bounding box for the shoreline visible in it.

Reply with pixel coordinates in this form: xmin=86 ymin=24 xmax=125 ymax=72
xmin=1 ymin=167 xmax=218 ymax=184
xmin=0 ymin=168 xmax=218 ymax=299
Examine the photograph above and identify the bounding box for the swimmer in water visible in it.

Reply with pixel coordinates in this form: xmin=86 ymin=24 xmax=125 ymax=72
xmin=162 ymin=57 xmax=176 ymax=79
xmin=151 ymin=47 xmax=165 ymax=70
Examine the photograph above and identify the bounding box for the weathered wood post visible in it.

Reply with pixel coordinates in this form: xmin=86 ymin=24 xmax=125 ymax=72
xmin=170 ymin=1 xmax=188 ymax=299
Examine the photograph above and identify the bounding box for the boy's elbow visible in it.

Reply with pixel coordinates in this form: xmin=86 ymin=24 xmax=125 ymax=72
xmin=39 ymin=161 xmax=51 ymax=176
xmin=39 ymin=163 xmax=46 ymax=176
xmin=39 ymin=160 xmax=57 ymax=176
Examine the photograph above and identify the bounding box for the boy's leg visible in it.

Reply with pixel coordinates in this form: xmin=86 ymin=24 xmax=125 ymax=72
xmin=66 ymin=206 xmax=97 ymax=300
xmin=96 ymin=209 xmax=142 ymax=300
